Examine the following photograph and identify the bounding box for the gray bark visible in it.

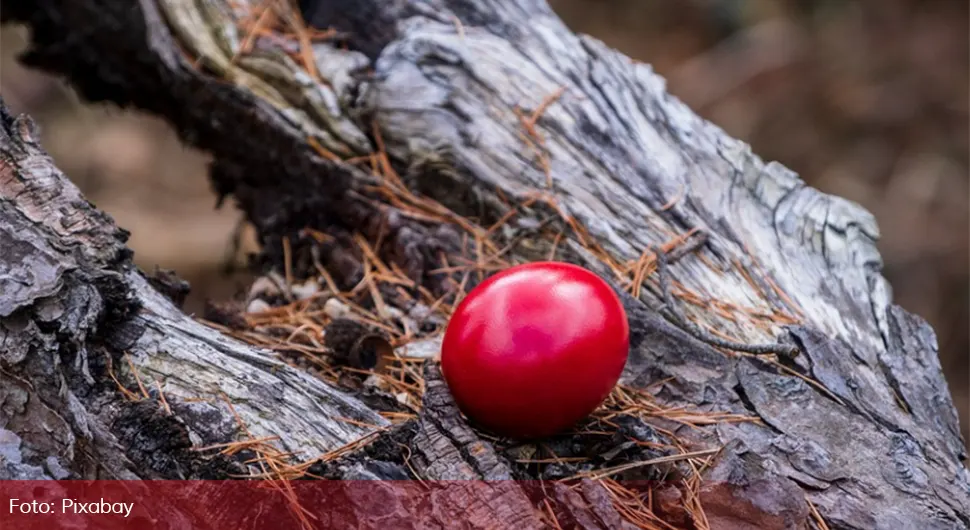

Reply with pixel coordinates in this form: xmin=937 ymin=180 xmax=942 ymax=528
xmin=1 ymin=0 xmax=967 ymax=528
xmin=0 ymin=108 xmax=386 ymax=480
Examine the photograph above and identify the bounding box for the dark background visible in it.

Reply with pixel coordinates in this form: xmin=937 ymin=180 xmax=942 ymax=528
xmin=1 ymin=0 xmax=966 ymax=445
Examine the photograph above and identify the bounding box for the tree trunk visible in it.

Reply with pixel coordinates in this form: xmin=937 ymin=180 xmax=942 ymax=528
xmin=1 ymin=0 xmax=967 ymax=529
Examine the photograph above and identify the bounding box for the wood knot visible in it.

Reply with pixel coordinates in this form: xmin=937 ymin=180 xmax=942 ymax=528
xmin=323 ymin=318 xmax=393 ymax=370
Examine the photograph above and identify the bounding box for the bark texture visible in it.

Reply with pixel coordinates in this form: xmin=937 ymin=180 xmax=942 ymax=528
xmin=1 ymin=0 xmax=967 ymax=528
xmin=0 ymin=105 xmax=386 ymax=480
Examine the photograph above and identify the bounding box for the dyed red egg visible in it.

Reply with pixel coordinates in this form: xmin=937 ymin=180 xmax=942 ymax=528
xmin=440 ymin=262 xmax=629 ymax=438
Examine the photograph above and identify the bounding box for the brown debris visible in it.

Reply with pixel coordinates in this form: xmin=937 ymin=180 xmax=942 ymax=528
xmin=323 ymin=318 xmax=393 ymax=370
xmin=203 ymin=299 xmax=249 ymax=330
xmin=146 ymin=266 xmax=191 ymax=309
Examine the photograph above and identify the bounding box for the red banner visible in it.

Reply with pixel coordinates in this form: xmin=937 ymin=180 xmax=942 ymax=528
xmin=0 ymin=480 xmax=656 ymax=529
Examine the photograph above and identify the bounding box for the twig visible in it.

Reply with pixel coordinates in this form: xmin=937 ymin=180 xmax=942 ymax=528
xmin=282 ymin=236 xmax=294 ymax=292
xmin=575 ymin=448 xmax=721 ymax=481
xmin=154 ymin=379 xmax=172 ymax=415
xmin=807 ymin=498 xmax=831 ymax=530
xmin=654 ymin=244 xmax=801 ymax=358
xmin=124 ymin=353 xmax=151 ymax=400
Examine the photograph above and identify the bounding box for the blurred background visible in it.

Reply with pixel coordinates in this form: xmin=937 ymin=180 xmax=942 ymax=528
xmin=1 ymin=0 xmax=966 ymax=443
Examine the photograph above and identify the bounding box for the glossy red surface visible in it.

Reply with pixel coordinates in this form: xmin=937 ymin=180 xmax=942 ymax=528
xmin=440 ymin=262 xmax=630 ymax=438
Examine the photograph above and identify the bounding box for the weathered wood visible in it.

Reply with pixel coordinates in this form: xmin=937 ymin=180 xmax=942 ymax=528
xmin=0 ymin=106 xmax=387 ymax=480
xmin=1 ymin=0 xmax=967 ymax=528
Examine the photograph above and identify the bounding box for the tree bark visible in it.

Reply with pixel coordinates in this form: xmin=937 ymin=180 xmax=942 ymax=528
xmin=0 ymin=105 xmax=388 ymax=479
xmin=1 ymin=0 xmax=967 ymax=529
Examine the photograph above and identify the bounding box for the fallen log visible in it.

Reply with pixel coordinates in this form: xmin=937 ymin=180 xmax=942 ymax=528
xmin=1 ymin=0 xmax=967 ymax=528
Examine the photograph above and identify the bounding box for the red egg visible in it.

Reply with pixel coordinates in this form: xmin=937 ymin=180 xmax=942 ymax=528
xmin=440 ymin=261 xmax=630 ymax=438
